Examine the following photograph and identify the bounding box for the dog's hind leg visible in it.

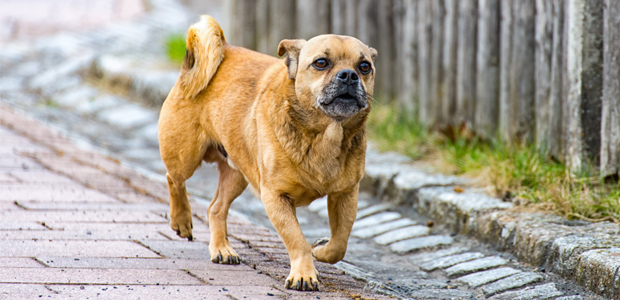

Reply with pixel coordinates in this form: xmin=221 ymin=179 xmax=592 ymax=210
xmin=207 ymin=157 xmax=248 ymax=264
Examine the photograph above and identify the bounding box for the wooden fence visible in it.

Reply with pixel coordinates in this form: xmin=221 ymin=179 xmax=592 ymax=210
xmin=226 ymin=0 xmax=620 ymax=177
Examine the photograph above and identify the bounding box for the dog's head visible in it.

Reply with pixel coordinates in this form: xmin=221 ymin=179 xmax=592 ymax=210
xmin=278 ymin=35 xmax=377 ymax=123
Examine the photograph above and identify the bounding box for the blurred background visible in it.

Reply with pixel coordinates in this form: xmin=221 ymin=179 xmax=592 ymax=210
xmin=1 ymin=0 xmax=620 ymax=223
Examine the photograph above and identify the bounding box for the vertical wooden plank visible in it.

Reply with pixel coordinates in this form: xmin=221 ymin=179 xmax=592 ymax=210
xmin=269 ymin=0 xmax=296 ymax=55
xmin=400 ymin=0 xmax=418 ymax=113
xmin=343 ymin=0 xmax=358 ymax=37
xmin=429 ymin=0 xmax=445 ymax=127
xmin=601 ymin=0 xmax=620 ymax=177
xmin=331 ymin=0 xmax=346 ymax=35
xmin=377 ymin=0 xmax=396 ymax=102
xmin=392 ymin=0 xmax=405 ymax=106
xmin=357 ymin=0 xmax=379 ymax=47
xmin=229 ymin=0 xmax=257 ymax=49
xmin=474 ymin=0 xmax=500 ymax=139
xmin=418 ymin=0 xmax=433 ymax=124
xmin=255 ymin=0 xmax=270 ymax=54
xmin=564 ymin=0 xmax=604 ymax=173
xmin=442 ymin=0 xmax=458 ymax=128
xmin=535 ymin=0 xmax=554 ymax=151
xmin=509 ymin=0 xmax=535 ymax=143
xmin=296 ymin=0 xmax=331 ymax=40
xmin=456 ymin=0 xmax=478 ymax=129
xmin=498 ymin=0 xmax=513 ymax=140
xmin=548 ymin=1 xmax=565 ymax=159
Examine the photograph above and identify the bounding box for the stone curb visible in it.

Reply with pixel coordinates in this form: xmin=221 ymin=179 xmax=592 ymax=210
xmin=361 ymin=150 xmax=620 ymax=299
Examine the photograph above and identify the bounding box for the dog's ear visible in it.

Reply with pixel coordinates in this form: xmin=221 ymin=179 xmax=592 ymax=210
xmin=369 ymin=47 xmax=378 ymax=62
xmin=277 ymin=39 xmax=306 ymax=79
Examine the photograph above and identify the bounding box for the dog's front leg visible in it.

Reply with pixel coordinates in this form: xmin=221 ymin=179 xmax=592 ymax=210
xmin=262 ymin=189 xmax=319 ymax=291
xmin=312 ymin=185 xmax=358 ymax=264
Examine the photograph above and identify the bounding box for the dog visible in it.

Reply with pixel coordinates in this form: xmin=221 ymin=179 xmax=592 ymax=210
xmin=158 ymin=15 xmax=376 ymax=291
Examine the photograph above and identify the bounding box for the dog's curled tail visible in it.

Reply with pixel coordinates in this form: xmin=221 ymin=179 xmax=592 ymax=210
xmin=180 ymin=15 xmax=226 ymax=99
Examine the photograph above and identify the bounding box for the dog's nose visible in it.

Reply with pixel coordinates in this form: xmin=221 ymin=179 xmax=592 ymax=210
xmin=336 ymin=69 xmax=359 ymax=85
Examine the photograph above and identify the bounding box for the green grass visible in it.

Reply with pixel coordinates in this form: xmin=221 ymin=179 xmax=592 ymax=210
xmin=165 ymin=33 xmax=186 ymax=65
xmin=367 ymin=103 xmax=620 ymax=223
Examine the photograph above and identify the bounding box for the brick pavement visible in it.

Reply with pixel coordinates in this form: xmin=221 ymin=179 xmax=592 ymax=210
xmin=0 ymin=104 xmax=390 ymax=299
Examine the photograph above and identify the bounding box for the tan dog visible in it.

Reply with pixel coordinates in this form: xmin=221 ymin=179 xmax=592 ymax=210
xmin=158 ymin=15 xmax=376 ymax=291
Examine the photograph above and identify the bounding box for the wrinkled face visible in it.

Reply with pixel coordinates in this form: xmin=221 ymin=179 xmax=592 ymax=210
xmin=278 ymin=35 xmax=377 ymax=122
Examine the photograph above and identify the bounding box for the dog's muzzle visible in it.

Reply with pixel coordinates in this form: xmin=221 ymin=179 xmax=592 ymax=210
xmin=317 ymin=69 xmax=368 ymax=122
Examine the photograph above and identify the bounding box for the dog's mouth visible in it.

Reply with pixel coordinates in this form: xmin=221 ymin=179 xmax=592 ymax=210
xmin=317 ymin=89 xmax=368 ymax=122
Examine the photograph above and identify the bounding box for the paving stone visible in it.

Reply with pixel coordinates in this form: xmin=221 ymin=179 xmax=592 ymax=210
xmin=0 ymin=268 xmax=201 ymax=285
xmin=0 ymin=210 xmax=167 ymax=223
xmin=15 ymin=201 xmax=169 ymax=211
xmin=390 ymin=235 xmax=454 ymax=254
xmin=75 ymin=94 xmax=123 ymax=114
xmin=445 ymin=256 xmax=507 ymax=277
xmin=98 ymin=104 xmax=156 ymax=128
xmin=575 ymin=247 xmax=620 ymax=298
xmin=356 ymin=204 xmax=391 ymax=220
xmin=44 ymin=221 xmax=209 ymax=234
xmin=489 ymin=282 xmax=563 ymax=300
xmin=0 ymin=258 xmax=44 ymax=268
xmin=37 ymin=257 xmax=253 ymax=271
xmin=139 ymin=240 xmax=214 ymax=259
xmin=317 ymin=199 xmax=370 ymax=218
xmin=189 ymin=269 xmax=280 ymax=286
xmin=352 ymin=212 xmax=401 ymax=230
xmin=481 ymin=272 xmax=543 ymax=297
xmin=49 ymin=284 xmax=286 ymax=300
xmin=7 ymin=170 xmax=79 ymax=184
xmin=0 ymin=184 xmax=119 ymax=202
xmin=405 ymin=288 xmax=474 ymax=299
xmin=0 ymin=229 xmax=180 ymax=241
xmin=456 ymin=267 xmax=522 ymax=288
xmin=420 ymin=252 xmax=485 ymax=271
xmin=409 ymin=246 xmax=469 ymax=264
xmin=351 ymin=218 xmax=417 ymax=239
xmin=53 ymin=86 xmax=98 ymax=107
xmin=554 ymin=296 xmax=583 ymax=300
xmin=0 ymin=240 xmax=159 ymax=257
xmin=0 ymin=221 xmax=47 ymax=230
xmin=373 ymin=225 xmax=430 ymax=245
xmin=0 ymin=284 xmax=55 ymax=299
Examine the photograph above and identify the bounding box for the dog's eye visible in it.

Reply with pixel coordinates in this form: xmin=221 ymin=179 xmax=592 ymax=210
xmin=359 ymin=62 xmax=371 ymax=74
xmin=313 ymin=59 xmax=329 ymax=70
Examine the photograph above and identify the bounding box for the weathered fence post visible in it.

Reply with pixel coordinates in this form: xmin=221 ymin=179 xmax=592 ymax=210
xmin=442 ymin=0 xmax=459 ymax=128
xmin=456 ymin=0 xmax=478 ymax=129
xmin=377 ymin=0 xmax=396 ymax=102
xmin=474 ymin=0 xmax=500 ymax=139
xmin=296 ymin=0 xmax=330 ymax=40
xmin=392 ymin=0 xmax=405 ymax=107
xmin=547 ymin=1 xmax=565 ymax=160
xmin=331 ymin=0 xmax=346 ymax=35
xmin=508 ymin=0 xmax=535 ymax=143
xmin=418 ymin=0 xmax=433 ymax=124
xmin=400 ymin=0 xmax=418 ymax=113
xmin=499 ymin=0 xmax=513 ymax=140
xmin=269 ymin=0 xmax=296 ymax=55
xmin=563 ymin=0 xmax=604 ymax=173
xmin=229 ymin=0 xmax=257 ymax=50
xmin=601 ymin=0 xmax=620 ymax=177
xmin=429 ymin=0 xmax=445 ymax=127
xmin=255 ymin=0 xmax=270 ymax=54
xmin=535 ymin=0 xmax=554 ymax=152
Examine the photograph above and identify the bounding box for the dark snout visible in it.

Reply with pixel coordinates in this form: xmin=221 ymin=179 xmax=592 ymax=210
xmin=336 ymin=69 xmax=359 ymax=85
xmin=317 ymin=69 xmax=368 ymax=121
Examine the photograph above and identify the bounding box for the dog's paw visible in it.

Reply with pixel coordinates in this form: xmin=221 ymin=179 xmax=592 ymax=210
xmin=209 ymin=244 xmax=240 ymax=265
xmin=312 ymin=238 xmax=345 ymax=264
xmin=170 ymin=213 xmax=193 ymax=241
xmin=285 ymin=271 xmax=319 ymax=291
